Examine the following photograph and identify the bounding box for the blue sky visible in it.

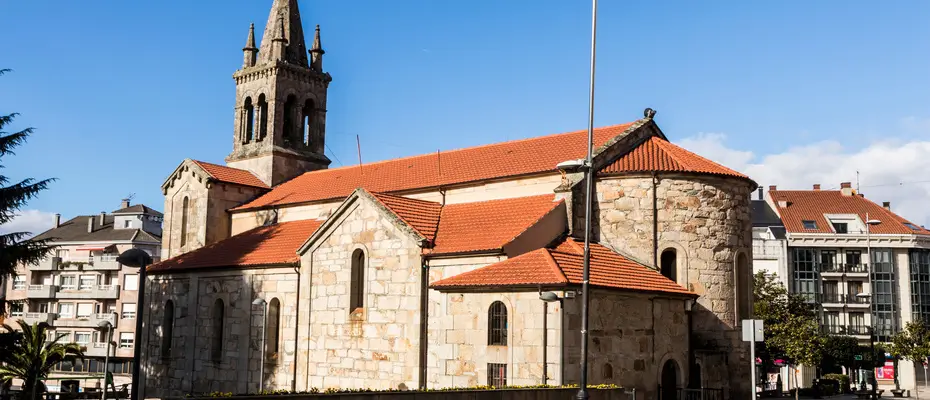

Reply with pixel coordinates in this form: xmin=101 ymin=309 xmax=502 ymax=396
xmin=2 ymin=1 xmax=930 ymax=232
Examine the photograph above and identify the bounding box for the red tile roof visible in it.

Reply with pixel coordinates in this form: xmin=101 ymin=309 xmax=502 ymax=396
xmin=431 ymin=237 xmax=694 ymax=296
xmin=429 ymin=195 xmax=564 ymax=255
xmin=770 ymin=190 xmax=930 ymax=235
xmin=148 ymin=219 xmax=322 ymax=273
xmin=234 ymin=123 xmax=636 ymax=210
xmin=192 ymin=160 xmax=270 ymax=189
xmin=370 ymin=192 xmax=442 ymax=240
xmin=600 ymin=136 xmax=749 ymax=180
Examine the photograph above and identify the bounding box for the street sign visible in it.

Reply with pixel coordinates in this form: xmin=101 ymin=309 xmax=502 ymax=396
xmin=742 ymin=319 xmax=764 ymax=342
xmin=855 ymin=355 xmax=863 ymax=361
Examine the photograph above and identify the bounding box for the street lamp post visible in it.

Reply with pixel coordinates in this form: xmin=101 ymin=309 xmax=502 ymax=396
xmin=857 ymin=293 xmax=879 ymax=400
xmin=117 ymin=248 xmax=153 ymax=400
xmin=97 ymin=318 xmax=115 ymax=400
xmin=539 ymin=292 xmax=565 ymax=386
xmin=252 ymin=298 xmax=268 ymax=393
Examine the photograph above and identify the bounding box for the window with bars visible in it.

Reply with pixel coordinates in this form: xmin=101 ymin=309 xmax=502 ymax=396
xmin=487 ymin=363 xmax=507 ymax=387
xmin=488 ymin=301 xmax=508 ymax=346
xmin=911 ymin=250 xmax=930 ymax=323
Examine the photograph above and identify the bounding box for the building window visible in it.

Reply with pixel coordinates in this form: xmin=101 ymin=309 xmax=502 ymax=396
xmin=603 ymin=363 xmax=614 ymax=380
xmin=283 ymin=95 xmax=298 ymax=145
xmin=60 ymin=275 xmax=77 ymax=290
xmin=124 ymin=274 xmax=139 ymax=291
xmin=488 ymin=301 xmax=508 ymax=346
xmin=257 ymin=94 xmax=268 ymax=140
xmin=820 ymin=250 xmax=837 ymax=272
xmin=350 ymin=249 xmax=365 ymax=311
xmin=872 ymin=248 xmax=896 ymax=341
xmin=212 ymin=299 xmax=224 ymax=362
xmin=75 ymin=332 xmax=91 ymax=345
xmin=910 ymin=250 xmax=930 ymax=323
xmin=832 ymin=222 xmax=848 ymax=234
xmin=302 ymin=99 xmax=315 ymax=147
xmin=802 ymin=220 xmax=818 ymax=230
xmin=12 ymin=276 xmax=25 ymax=290
xmin=58 ymin=303 xmax=74 ymax=319
xmin=242 ymin=97 xmax=254 ymax=143
xmin=850 ymin=312 xmax=865 ymax=330
xmin=792 ymin=248 xmax=819 ymax=302
xmin=162 ymin=300 xmax=174 ymax=359
xmin=79 ymin=275 xmax=96 ymax=291
xmin=180 ymin=197 xmax=189 ymax=247
xmin=823 ymin=311 xmax=841 ymax=334
xmin=121 ymin=303 xmax=137 ymax=319
xmin=124 ymin=220 xmax=131 ymax=228
xmin=267 ymin=298 xmax=281 ymax=355
xmin=76 ymin=303 xmax=93 ymax=319
xmin=119 ymin=332 xmax=134 ymax=349
xmin=9 ymin=303 xmax=24 ymax=317
xmin=487 ymin=363 xmax=507 ymax=387
xmin=905 ymin=222 xmax=922 ymax=231
xmin=660 ymin=249 xmax=677 ymax=282
xmin=57 ymin=331 xmax=72 ymax=343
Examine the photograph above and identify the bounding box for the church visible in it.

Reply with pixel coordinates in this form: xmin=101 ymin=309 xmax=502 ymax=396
xmin=140 ymin=1 xmax=755 ymax=399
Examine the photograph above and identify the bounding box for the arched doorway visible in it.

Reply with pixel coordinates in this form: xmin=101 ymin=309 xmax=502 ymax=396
xmin=661 ymin=360 xmax=680 ymax=400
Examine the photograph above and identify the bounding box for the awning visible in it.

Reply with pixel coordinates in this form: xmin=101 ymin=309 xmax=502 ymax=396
xmin=75 ymin=244 xmax=116 ymax=252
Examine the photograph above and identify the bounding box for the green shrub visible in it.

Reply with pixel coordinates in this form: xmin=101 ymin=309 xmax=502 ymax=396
xmin=823 ymin=374 xmax=851 ymax=393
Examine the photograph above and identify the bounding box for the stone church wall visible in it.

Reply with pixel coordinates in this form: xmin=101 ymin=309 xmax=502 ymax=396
xmin=296 ymin=197 xmax=425 ymax=391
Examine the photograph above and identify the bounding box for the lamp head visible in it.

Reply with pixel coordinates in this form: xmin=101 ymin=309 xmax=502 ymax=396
xmin=867 ymin=219 xmax=882 ymax=226
xmin=117 ymin=248 xmax=153 ymax=269
xmin=97 ymin=320 xmax=112 ymax=329
xmin=539 ymin=291 xmax=563 ymax=303
xmin=252 ymin=298 xmax=267 ymax=306
xmin=856 ymin=293 xmax=872 ymax=300
xmin=556 ymin=159 xmax=588 ymax=172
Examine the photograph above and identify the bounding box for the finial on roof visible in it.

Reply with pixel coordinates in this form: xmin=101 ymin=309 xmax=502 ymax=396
xmin=309 ymin=24 xmax=325 ymax=72
xmin=242 ymin=23 xmax=258 ymax=68
xmin=258 ymin=0 xmax=308 ymax=66
xmin=644 ymin=108 xmax=657 ymax=119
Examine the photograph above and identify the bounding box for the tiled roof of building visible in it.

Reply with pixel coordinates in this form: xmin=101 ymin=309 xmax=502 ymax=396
xmin=429 ymin=195 xmax=564 ymax=255
xmin=769 ymin=189 xmax=930 ymax=235
xmin=751 ymin=200 xmax=783 ymax=228
xmin=234 ymin=123 xmax=636 ymax=211
xmin=600 ymin=136 xmax=749 ymax=180
xmin=370 ymin=193 xmax=442 ymax=241
xmin=148 ymin=219 xmax=323 ymax=273
xmin=32 ymin=214 xmax=162 ymax=243
xmin=111 ymin=204 xmax=163 ymax=217
xmin=431 ymin=237 xmax=694 ymax=296
xmin=192 ymin=160 xmax=270 ymax=189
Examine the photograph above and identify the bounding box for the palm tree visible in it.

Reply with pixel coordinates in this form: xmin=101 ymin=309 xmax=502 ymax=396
xmin=0 ymin=320 xmax=83 ymax=400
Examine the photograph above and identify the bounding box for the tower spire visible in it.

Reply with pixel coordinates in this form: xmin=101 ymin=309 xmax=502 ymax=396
xmin=242 ymin=23 xmax=257 ymax=68
xmin=258 ymin=0 xmax=308 ymax=66
xmin=309 ymin=25 xmax=324 ymax=72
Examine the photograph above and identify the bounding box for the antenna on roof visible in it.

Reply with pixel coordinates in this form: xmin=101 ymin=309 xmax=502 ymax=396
xmin=356 ymin=134 xmax=363 ymax=176
xmin=126 ymin=193 xmax=136 ymax=201
xmin=437 ymin=149 xmax=442 ymax=177
xmin=856 ymin=170 xmax=860 ymax=193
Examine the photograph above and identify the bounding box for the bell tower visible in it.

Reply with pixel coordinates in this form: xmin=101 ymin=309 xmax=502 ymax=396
xmin=227 ymin=0 xmax=331 ymax=187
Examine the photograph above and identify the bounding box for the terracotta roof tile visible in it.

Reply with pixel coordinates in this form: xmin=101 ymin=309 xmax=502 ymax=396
xmin=770 ymin=190 xmax=930 ymax=235
xmin=192 ymin=160 xmax=270 ymax=189
xmin=429 ymin=195 xmax=564 ymax=255
xmin=431 ymin=237 xmax=694 ymax=296
xmin=148 ymin=219 xmax=322 ymax=273
xmin=234 ymin=123 xmax=635 ymax=210
xmin=600 ymin=136 xmax=749 ymax=180
xmin=370 ymin=192 xmax=442 ymax=240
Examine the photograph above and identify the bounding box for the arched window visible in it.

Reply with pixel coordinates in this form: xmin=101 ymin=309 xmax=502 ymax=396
xmin=488 ymin=301 xmax=508 ymax=346
xmin=211 ymin=299 xmax=224 ymax=362
xmin=603 ymin=363 xmax=614 ymax=380
xmin=350 ymin=249 xmax=365 ymax=311
xmin=161 ymin=300 xmax=174 ymax=359
xmin=282 ymin=95 xmax=298 ymax=146
xmin=266 ymin=298 xmax=281 ymax=355
xmin=302 ymin=99 xmax=315 ymax=147
xmin=179 ymin=197 xmax=189 ymax=247
xmin=243 ymin=97 xmax=254 ymax=143
xmin=736 ymin=253 xmax=752 ymax=322
xmin=661 ymin=249 xmax=677 ymax=282
xmin=256 ymin=94 xmax=268 ymax=141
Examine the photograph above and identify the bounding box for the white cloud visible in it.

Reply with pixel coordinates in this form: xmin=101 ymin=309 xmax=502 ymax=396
xmin=677 ymin=121 xmax=930 ymax=227
xmin=0 ymin=210 xmax=57 ymax=237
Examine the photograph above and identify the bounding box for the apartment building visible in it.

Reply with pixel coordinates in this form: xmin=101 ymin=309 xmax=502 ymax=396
xmin=752 ymin=183 xmax=930 ymax=392
xmin=4 ymin=199 xmax=162 ymax=390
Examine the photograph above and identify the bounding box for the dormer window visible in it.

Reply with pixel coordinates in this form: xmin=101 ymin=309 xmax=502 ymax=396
xmin=832 ymin=222 xmax=848 ymax=234
xmin=905 ymin=223 xmax=921 ymax=231
xmin=802 ymin=220 xmax=818 ymax=230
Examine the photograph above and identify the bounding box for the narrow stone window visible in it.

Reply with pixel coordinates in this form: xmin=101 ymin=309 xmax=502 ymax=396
xmin=161 ymin=300 xmax=174 ymax=359
xmin=266 ymin=298 xmax=281 ymax=355
xmin=736 ymin=253 xmax=752 ymax=322
xmin=211 ymin=299 xmax=224 ymax=362
xmin=488 ymin=301 xmax=508 ymax=346
xmin=661 ymin=248 xmax=677 ymax=282
xmin=179 ymin=197 xmax=189 ymax=247
xmin=603 ymin=363 xmax=614 ymax=380
xmin=243 ymin=97 xmax=254 ymax=143
xmin=283 ymin=95 xmax=298 ymax=146
xmin=487 ymin=363 xmax=507 ymax=387
xmin=302 ymin=99 xmax=315 ymax=147
xmin=350 ymin=249 xmax=365 ymax=311
xmin=257 ymin=94 xmax=268 ymax=141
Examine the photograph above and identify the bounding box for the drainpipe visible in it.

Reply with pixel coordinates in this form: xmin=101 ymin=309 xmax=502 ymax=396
xmin=292 ymin=264 xmax=300 ymax=391
xmin=687 ymin=299 xmax=695 ymax=388
xmin=542 ymin=299 xmax=548 ymax=385
xmin=652 ymin=172 xmax=659 ymax=268
xmin=418 ymin=260 xmax=430 ymax=389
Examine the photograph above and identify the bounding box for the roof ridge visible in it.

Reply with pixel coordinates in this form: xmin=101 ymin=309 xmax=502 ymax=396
xmin=371 ymin=191 xmax=442 ymax=207
xmin=542 ymin=249 xmax=570 ymax=284
xmin=500 ymin=198 xmax=564 ymax=247
xmin=364 ymin=190 xmax=435 ymax=242
xmin=649 ymin=137 xmax=687 ymax=169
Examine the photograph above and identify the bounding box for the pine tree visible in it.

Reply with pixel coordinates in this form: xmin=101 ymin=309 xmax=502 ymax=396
xmin=0 ymin=68 xmax=55 ymax=282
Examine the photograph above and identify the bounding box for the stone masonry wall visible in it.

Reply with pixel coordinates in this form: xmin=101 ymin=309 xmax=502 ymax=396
xmin=561 ymin=289 xmax=690 ymax=400
xmin=590 ymin=174 xmax=754 ymax=398
xmin=143 ymin=268 xmax=299 ymax=398
xmin=297 ymin=197 xmax=424 ymax=391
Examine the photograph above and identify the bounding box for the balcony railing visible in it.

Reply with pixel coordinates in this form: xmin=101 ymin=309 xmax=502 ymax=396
xmin=26 ymin=284 xmax=57 ymax=298
xmin=22 ymin=312 xmax=57 ymax=325
xmin=87 ymin=255 xmax=120 ymax=271
xmin=846 ymin=263 xmax=869 ymax=274
xmin=822 ymin=293 xmax=846 ymax=304
xmin=54 ymin=284 xmax=120 ymax=300
xmin=818 ymin=263 xmax=869 ymax=274
xmin=56 ymin=313 xmax=118 ymax=328
xmin=847 ymin=294 xmax=870 ymax=304
xmin=822 ymin=325 xmax=846 ymax=334
xmin=847 ymin=325 xmax=871 ymax=335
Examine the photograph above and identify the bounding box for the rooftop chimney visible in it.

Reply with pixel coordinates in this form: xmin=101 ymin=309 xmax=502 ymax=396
xmin=769 ymin=185 xmax=777 ymax=191
xmin=813 ymin=184 xmax=821 ymax=190
xmin=99 ymin=212 xmax=106 ymax=226
xmin=840 ymin=182 xmax=853 ymax=196
xmin=883 ymin=201 xmax=891 ymax=211
xmin=87 ymin=216 xmax=94 ymax=233
xmin=54 ymin=213 xmax=61 ymax=228
xmin=757 ymin=186 xmax=763 ymax=200
xmin=121 ymin=198 xmax=130 ymax=209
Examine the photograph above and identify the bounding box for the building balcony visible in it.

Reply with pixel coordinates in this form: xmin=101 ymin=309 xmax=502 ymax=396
xmin=86 ymin=255 xmax=120 ymax=271
xmin=822 ymin=325 xmax=847 ymax=335
xmin=818 ymin=263 xmax=869 ymax=277
xmin=81 ymin=342 xmax=114 ymax=358
xmin=847 ymin=325 xmax=871 ymax=336
xmin=822 ymin=293 xmax=846 ymax=306
xmin=56 ymin=313 xmax=118 ymax=329
xmin=820 ymin=263 xmax=845 ymax=276
xmin=846 ymin=294 xmax=871 ymax=307
xmin=22 ymin=312 xmax=57 ymax=325
xmin=27 ymin=284 xmax=57 ymax=298
xmin=55 ymin=285 xmax=120 ymax=300
xmin=845 ymin=263 xmax=869 ymax=277
xmin=34 ymin=256 xmax=60 ymax=271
